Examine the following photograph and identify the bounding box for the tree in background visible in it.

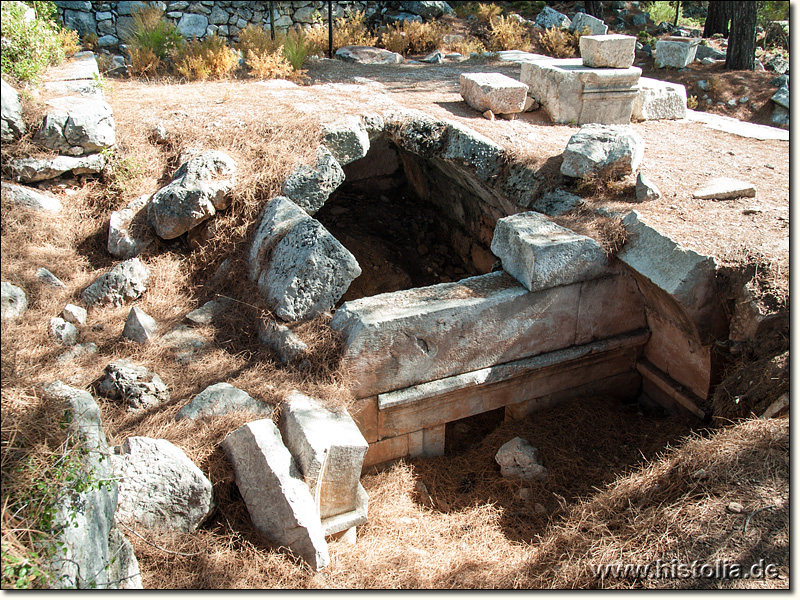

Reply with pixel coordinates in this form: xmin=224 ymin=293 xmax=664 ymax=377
xmin=584 ymin=1 xmax=604 ymax=18
xmin=725 ymin=1 xmax=758 ymax=70
xmin=703 ymin=0 xmax=731 ymax=37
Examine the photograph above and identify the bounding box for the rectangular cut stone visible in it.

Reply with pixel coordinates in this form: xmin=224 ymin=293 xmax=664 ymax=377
xmin=580 ymin=34 xmax=636 ymax=69
xmin=491 ymin=211 xmax=608 ymax=292
xmin=331 ymin=272 xmax=582 ymax=398
xmin=407 ymin=425 xmax=445 ymax=458
xmin=460 ymin=72 xmax=529 ymax=115
xmin=321 ymin=484 xmax=368 ymax=536
xmin=351 ymin=396 xmax=378 ymax=443
xmin=279 ymin=392 xmax=369 ymax=520
xmin=655 ymin=38 xmax=700 ymax=69
xmin=363 ymin=435 xmax=408 ymax=470
xmin=638 ymin=359 xmax=705 ymax=419
xmin=222 ymin=419 xmax=329 ymax=570
xmin=575 ymin=270 xmax=646 ymax=344
xmin=520 ymin=58 xmax=641 ymax=125
xmin=632 ymin=77 xmax=687 ymax=121
xmin=377 ymin=331 xmax=647 ymax=437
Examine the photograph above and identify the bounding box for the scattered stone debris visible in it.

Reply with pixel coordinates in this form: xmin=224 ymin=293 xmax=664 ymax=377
xmin=636 ymin=173 xmax=662 ymax=201
xmin=97 ymin=359 xmax=170 ymax=410
xmin=62 ymin=303 xmax=88 ymax=326
xmin=49 ymin=317 xmax=79 ymax=346
xmin=122 ymin=306 xmax=158 ymax=344
xmin=560 ymin=124 xmax=645 ymax=179
xmin=727 ymin=501 xmax=745 ymax=514
xmin=56 ymin=342 xmax=98 ymax=364
xmin=335 ymin=45 xmax=403 ymax=65
xmin=1 ymin=182 xmax=63 ymax=213
xmin=495 ymin=437 xmax=548 ymax=481
xmin=184 ymin=298 xmax=231 ymax=326
xmin=1 ymin=281 xmax=28 ymax=321
xmin=175 ymin=382 xmax=273 ymax=421
xmin=159 ymin=324 xmax=212 ymax=364
xmin=81 ymin=258 xmax=150 ymax=307
xmin=36 ymin=267 xmax=66 ymax=288
xmin=692 ymin=178 xmax=757 ymax=200
xmin=108 ymin=194 xmax=154 ymax=259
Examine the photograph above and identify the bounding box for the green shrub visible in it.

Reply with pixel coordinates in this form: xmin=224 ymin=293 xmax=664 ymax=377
xmin=121 ymin=5 xmax=183 ymax=76
xmin=282 ymin=29 xmax=310 ymax=70
xmin=0 ymin=1 xmax=79 ymax=83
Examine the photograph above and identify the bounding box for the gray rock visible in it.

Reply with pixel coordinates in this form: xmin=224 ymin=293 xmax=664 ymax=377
xmin=654 ymin=38 xmax=699 ymax=69
xmin=279 ymin=391 xmax=369 ymax=521
xmin=63 ymin=9 xmax=96 ymax=37
xmin=36 ymin=267 xmax=66 ymax=288
xmin=535 ymin=6 xmax=571 ymax=29
xmin=97 ymin=359 xmax=170 ymax=410
xmin=112 ymin=436 xmax=214 ymax=533
xmin=636 ymin=172 xmax=662 ymax=201
xmin=108 ymin=194 xmax=154 ymax=259
xmin=176 ymin=13 xmax=209 ymax=38
xmin=1 ymin=182 xmax=63 ymax=213
xmin=97 ymin=35 xmax=119 ymax=48
xmin=1 ymin=282 xmax=27 ymax=321
xmin=692 ymin=177 xmax=756 ymax=200
xmin=697 ymin=79 xmax=709 ymax=91
xmin=258 ymin=319 xmax=309 ymax=363
xmin=115 ymin=1 xmax=149 ymax=15
xmin=399 ymin=1 xmax=454 ymax=19
xmin=209 ymin=5 xmax=228 ymax=23
xmin=175 ymin=382 xmax=273 ymax=421
xmin=35 ymin=96 xmax=115 ymax=156
xmin=122 ymin=306 xmax=158 ymax=344
xmin=148 ymin=150 xmax=237 ymax=239
xmin=57 ymin=342 xmax=98 ymax=364
xmin=771 ymin=85 xmax=789 ymax=109
xmin=1 ymin=78 xmax=26 ymax=142
xmin=81 ymin=258 xmax=150 ymax=306
xmin=49 ymin=317 xmax=79 ymax=346
xmin=768 ymin=56 xmax=789 ymax=75
xmin=560 ymin=124 xmax=645 ymax=179
xmin=771 ymin=74 xmax=789 ymax=88
xmin=460 ymin=72 xmax=529 ymax=115
xmin=695 ymin=44 xmax=726 ymax=61
xmin=259 ymin=219 xmax=361 ymax=321
xmin=441 ymin=120 xmax=505 ymax=182
xmin=569 ymin=12 xmax=608 ymax=35
xmin=420 ymin=50 xmax=445 ymax=63
xmin=335 ymin=46 xmax=404 ymax=65
xmin=281 ymin=146 xmax=345 ymax=215
xmin=222 ymin=419 xmax=330 ymax=571
xmin=530 ymin=188 xmax=584 ymax=216
xmin=772 ymin=104 xmax=789 ymax=128
xmin=62 ymin=303 xmax=88 ymax=326
xmin=491 ymin=211 xmax=608 ymax=292
xmin=322 ymin=116 xmax=370 ymax=166
xmin=631 ymin=12 xmax=648 ymax=27
xmin=158 ymin=324 xmax=212 ymax=364
xmin=249 ymin=196 xmax=312 ymax=281
xmin=184 ymin=298 xmax=231 ymax=326
xmin=9 ymin=154 xmax=107 ymax=183
xmin=41 ymin=381 xmax=141 ymax=589
xmin=495 ymin=437 xmax=548 ymax=481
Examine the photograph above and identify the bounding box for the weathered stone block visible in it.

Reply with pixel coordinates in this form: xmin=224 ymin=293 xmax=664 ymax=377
xmin=322 ymin=116 xmax=370 ymax=166
xmin=81 ymin=258 xmax=150 ymax=306
xmin=108 ymin=194 xmax=154 ymax=259
xmin=121 ymin=306 xmax=157 ymax=344
xmin=632 ymin=77 xmax=687 ymax=121
xmin=655 ymin=37 xmax=699 ymax=68
xmin=570 ymin=12 xmax=608 ymax=35
xmin=1 ymin=182 xmax=62 ymax=213
xmin=279 ymin=391 xmax=368 ymax=520
xmin=335 ymin=46 xmax=404 ymax=65
xmin=176 ymin=382 xmax=273 ymax=421
xmin=459 ymin=72 xmax=529 ymax=115
xmin=249 ymin=196 xmax=311 ymax=281
xmin=281 ymin=146 xmax=345 ymax=215
xmin=1 ymin=281 xmax=27 ymax=321
xmin=1 ymin=78 xmax=26 ymax=142
xmin=580 ymin=34 xmax=636 ymax=68
xmin=692 ymin=177 xmax=756 ymax=200
xmin=35 ymin=96 xmax=115 ymax=156
xmin=560 ymin=124 xmax=645 ymax=178
xmin=222 ymin=419 xmax=330 ymax=570
xmin=491 ymin=211 xmax=608 ymax=292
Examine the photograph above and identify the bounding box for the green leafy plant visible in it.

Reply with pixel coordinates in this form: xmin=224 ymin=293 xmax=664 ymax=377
xmin=282 ymin=28 xmax=310 ymax=70
xmin=0 ymin=1 xmax=79 ymax=83
xmin=687 ymin=95 xmax=698 ymax=110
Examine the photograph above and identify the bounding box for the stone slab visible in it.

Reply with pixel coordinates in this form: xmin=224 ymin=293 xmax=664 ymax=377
xmin=520 ymin=58 xmax=641 ymax=125
xmin=685 ymin=109 xmax=789 ymax=141
xmin=459 ymin=72 xmax=529 ymax=115
xmin=692 ymin=177 xmax=756 ymax=200
xmin=320 ymin=484 xmax=369 ymax=536
xmin=580 ymin=34 xmax=636 ymax=69
xmin=638 ymin=359 xmax=705 ymax=419
xmin=632 ymin=77 xmax=687 ymax=121
xmin=491 ymin=211 xmax=608 ymax=292
xmin=655 ymin=38 xmax=699 ymax=68
xmin=570 ymin=12 xmax=608 ymax=35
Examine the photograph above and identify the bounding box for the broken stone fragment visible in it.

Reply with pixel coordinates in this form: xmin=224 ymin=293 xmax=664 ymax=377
xmin=81 ymin=258 xmax=150 ymax=306
xmin=9 ymin=154 xmax=107 ymax=183
xmin=1 ymin=78 xmax=26 ymax=142
xmin=635 ymin=172 xmax=662 ymax=201
xmin=36 ymin=267 xmax=66 ymax=288
xmin=176 ymin=382 xmax=273 ymax=421
xmin=460 ymin=72 xmax=529 ymax=115
xmin=62 ymin=303 xmax=88 ymax=326
xmin=108 ymin=194 xmax=154 ymax=259
xmin=335 ymin=45 xmax=403 ymax=65
xmin=57 ymin=342 xmax=98 ymax=364
xmin=34 ymin=95 xmax=115 ymax=156
xmin=184 ymin=298 xmax=231 ymax=326
xmin=122 ymin=306 xmax=158 ymax=344
xmin=495 ymin=437 xmax=548 ymax=481
xmin=222 ymin=419 xmax=330 ymax=570
xmin=1 ymin=281 xmax=28 ymax=321
xmin=692 ymin=177 xmax=756 ymax=200
xmin=491 ymin=211 xmax=608 ymax=292
xmin=147 ymin=150 xmax=237 ymax=239
xmin=258 ymin=320 xmax=309 ymax=364
xmin=49 ymin=317 xmax=79 ymax=346
xmin=249 ymin=196 xmax=311 ymax=282
xmin=97 ymin=359 xmax=170 ymax=410
xmin=560 ymin=124 xmax=645 ymax=179
xmin=112 ymin=436 xmax=214 ymax=533
xmin=281 ymin=146 xmax=345 ymax=215
xmin=322 ymin=116 xmax=370 ymax=166
xmin=1 ymin=182 xmax=63 ymax=213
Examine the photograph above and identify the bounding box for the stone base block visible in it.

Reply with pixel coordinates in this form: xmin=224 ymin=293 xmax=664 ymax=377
xmin=655 ymin=37 xmax=700 ymax=69
xmin=632 ymin=77 xmax=687 ymax=121
xmin=580 ymin=34 xmax=636 ymax=69
xmin=460 ymin=72 xmax=529 ymax=114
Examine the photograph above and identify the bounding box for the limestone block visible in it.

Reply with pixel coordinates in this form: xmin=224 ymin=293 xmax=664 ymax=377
xmin=108 ymin=194 xmax=154 ymax=259
xmin=692 ymin=178 xmax=756 ymax=200
xmin=495 ymin=437 xmax=548 ymax=481
xmin=9 ymin=154 xmax=107 ymax=183
xmin=580 ymin=34 xmax=636 ymax=68
xmin=258 ymin=320 xmax=309 ymax=363
xmin=176 ymin=382 xmax=273 ymax=421
xmin=279 ymin=391 xmax=369 ymax=520
xmin=1 ymin=78 xmax=26 ymax=142
xmin=335 ymin=46 xmax=404 ymax=65
xmin=1 ymin=282 xmax=27 ymax=321
xmin=148 ymin=151 xmax=237 ymax=239
xmin=535 ymin=6 xmax=570 ymax=29
xmin=570 ymin=12 xmax=608 ymax=35
xmin=98 ymin=359 xmax=170 ymax=410
xmin=81 ymin=258 xmax=150 ymax=306
xmin=281 ymin=146 xmax=345 ymax=215
xmin=491 ymin=211 xmax=608 ymax=292
xmin=112 ymin=437 xmax=214 ymax=533
xmin=122 ymin=306 xmax=158 ymax=344
xmin=459 ymin=73 xmax=529 ymax=115
xmin=222 ymin=419 xmax=330 ymax=571
xmin=322 ymin=116 xmax=370 ymax=166
xmin=520 ymin=58 xmax=641 ymax=125
xmin=1 ymin=182 xmax=62 ymax=213
xmin=632 ymin=77 xmax=687 ymax=121
xmin=49 ymin=317 xmax=79 ymax=346
xmin=440 ymin=120 xmax=506 ymax=182
xmin=35 ymin=96 xmax=115 ymax=156
xmin=62 ymin=304 xmax=88 ymax=326
xmin=249 ymin=196 xmax=312 ymax=281
xmin=560 ymin=124 xmax=645 ymax=178
xmin=331 ymin=271 xmax=583 ymax=398
xmin=259 ymin=219 xmax=361 ymax=322
xmin=655 ymin=37 xmax=699 ymax=69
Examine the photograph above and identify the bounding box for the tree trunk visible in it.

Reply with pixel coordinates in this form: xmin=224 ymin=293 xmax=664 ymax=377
xmin=725 ymin=1 xmax=757 ymax=70
xmin=703 ymin=1 xmax=731 ymax=37
xmin=584 ymin=1 xmax=603 ymax=18
xmin=673 ymin=0 xmax=681 ymax=25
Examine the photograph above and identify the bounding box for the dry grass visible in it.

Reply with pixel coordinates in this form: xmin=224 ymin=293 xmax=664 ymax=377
xmin=380 ymin=20 xmax=448 ymax=56
xmin=488 ymin=15 xmax=532 ymax=52
xmin=536 ymin=27 xmax=580 ymax=58
xmin=174 ymin=34 xmax=239 ymax=82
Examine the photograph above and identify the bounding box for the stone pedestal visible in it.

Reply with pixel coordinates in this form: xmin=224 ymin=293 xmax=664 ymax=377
xmin=520 ymin=57 xmax=641 ymax=125
xmin=655 ymin=37 xmax=700 ymax=69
